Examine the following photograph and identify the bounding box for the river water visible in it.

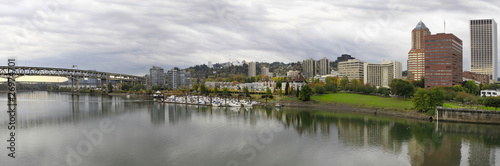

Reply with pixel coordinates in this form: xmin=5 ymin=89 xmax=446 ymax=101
xmin=1 ymin=91 xmax=500 ymax=166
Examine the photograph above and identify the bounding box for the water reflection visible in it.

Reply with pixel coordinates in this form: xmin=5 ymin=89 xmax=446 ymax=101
xmin=3 ymin=92 xmax=500 ymax=166
xmin=149 ymin=102 xmax=165 ymax=125
xmin=275 ymin=108 xmax=500 ymax=166
xmin=1 ymin=92 xmax=149 ymax=129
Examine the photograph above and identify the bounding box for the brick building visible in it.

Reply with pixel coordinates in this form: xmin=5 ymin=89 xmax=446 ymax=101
xmin=463 ymin=71 xmax=489 ymax=84
xmin=424 ymin=33 xmax=463 ymax=88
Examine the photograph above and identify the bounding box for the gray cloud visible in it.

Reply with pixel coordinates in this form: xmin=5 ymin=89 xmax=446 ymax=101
xmin=0 ymin=0 xmax=499 ymax=76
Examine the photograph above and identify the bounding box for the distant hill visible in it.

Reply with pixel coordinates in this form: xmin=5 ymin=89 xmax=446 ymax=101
xmin=184 ymin=61 xmax=303 ymax=81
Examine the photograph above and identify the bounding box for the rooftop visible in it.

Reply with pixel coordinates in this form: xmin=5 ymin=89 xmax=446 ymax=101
xmin=414 ymin=21 xmax=429 ymax=31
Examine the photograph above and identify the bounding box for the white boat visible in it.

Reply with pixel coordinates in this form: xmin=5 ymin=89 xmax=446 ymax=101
xmin=242 ymin=102 xmax=252 ymax=107
xmin=212 ymin=102 xmax=222 ymax=107
xmin=229 ymin=102 xmax=241 ymax=107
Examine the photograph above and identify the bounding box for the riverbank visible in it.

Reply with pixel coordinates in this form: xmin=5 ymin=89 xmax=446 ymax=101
xmin=280 ymin=100 xmax=433 ymax=121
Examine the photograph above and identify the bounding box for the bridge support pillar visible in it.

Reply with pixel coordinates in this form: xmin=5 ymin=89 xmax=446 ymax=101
xmin=71 ymin=77 xmax=80 ymax=96
xmin=101 ymin=79 xmax=108 ymax=95
xmin=71 ymin=77 xmax=74 ymax=96
xmin=76 ymin=77 xmax=80 ymax=96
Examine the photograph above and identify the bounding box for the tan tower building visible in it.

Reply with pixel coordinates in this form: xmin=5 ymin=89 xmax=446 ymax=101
xmin=408 ymin=21 xmax=431 ymax=81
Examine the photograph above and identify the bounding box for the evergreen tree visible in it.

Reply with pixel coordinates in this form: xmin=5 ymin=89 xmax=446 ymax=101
xmin=300 ymin=84 xmax=313 ymax=101
xmin=285 ymin=81 xmax=290 ymax=95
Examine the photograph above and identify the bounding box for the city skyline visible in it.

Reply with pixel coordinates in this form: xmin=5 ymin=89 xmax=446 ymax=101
xmin=1 ymin=0 xmax=500 ymax=77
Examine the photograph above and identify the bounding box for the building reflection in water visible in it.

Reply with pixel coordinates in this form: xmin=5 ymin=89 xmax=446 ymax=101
xmin=167 ymin=104 xmax=192 ymax=125
xmin=11 ymin=92 xmax=147 ymax=129
xmin=8 ymin=92 xmax=500 ymax=166
xmin=149 ymin=103 xmax=165 ymax=125
xmin=275 ymin=108 xmax=500 ymax=165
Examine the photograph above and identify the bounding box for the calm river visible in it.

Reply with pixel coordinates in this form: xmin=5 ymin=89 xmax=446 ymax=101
xmin=1 ymin=92 xmax=500 ymax=166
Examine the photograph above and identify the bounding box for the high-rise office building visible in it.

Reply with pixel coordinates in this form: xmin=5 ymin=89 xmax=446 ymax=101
xmin=408 ymin=21 xmax=431 ymax=81
xmin=302 ymin=58 xmax=316 ymax=79
xmin=338 ymin=59 xmax=365 ymax=81
xmin=424 ymin=33 xmax=463 ymax=88
xmin=471 ymin=19 xmax=498 ymax=82
xmin=318 ymin=57 xmax=330 ymax=75
xmin=248 ymin=61 xmax=256 ymax=77
xmin=364 ymin=60 xmax=402 ymax=88
xmin=150 ymin=66 xmax=165 ymax=87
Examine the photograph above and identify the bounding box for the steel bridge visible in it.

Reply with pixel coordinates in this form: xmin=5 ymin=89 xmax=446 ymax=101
xmin=0 ymin=66 xmax=146 ymax=95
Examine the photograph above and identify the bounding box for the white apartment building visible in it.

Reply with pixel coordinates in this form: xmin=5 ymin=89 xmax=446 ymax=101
xmin=363 ymin=60 xmax=402 ymax=88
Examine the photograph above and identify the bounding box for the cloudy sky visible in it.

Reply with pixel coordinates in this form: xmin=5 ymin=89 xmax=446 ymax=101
xmin=1 ymin=0 xmax=500 ymax=77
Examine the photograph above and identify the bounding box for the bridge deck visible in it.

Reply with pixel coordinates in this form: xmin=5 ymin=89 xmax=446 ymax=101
xmin=0 ymin=66 xmax=145 ymax=81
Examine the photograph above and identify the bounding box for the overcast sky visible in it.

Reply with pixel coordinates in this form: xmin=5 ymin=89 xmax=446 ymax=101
xmin=1 ymin=0 xmax=500 ymax=76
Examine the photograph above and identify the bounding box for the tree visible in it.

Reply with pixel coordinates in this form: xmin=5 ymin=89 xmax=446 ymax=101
xmin=214 ymin=87 xmax=219 ymax=94
xmin=364 ymin=84 xmax=375 ymax=94
xmin=484 ymin=97 xmax=500 ymax=110
xmin=296 ymin=86 xmax=300 ymax=98
xmin=324 ymin=82 xmax=337 ymax=93
xmin=378 ymin=87 xmax=390 ymax=97
xmin=324 ymin=76 xmax=339 ymax=93
xmin=486 ymin=83 xmax=498 ymax=90
xmin=453 ymin=85 xmax=465 ymax=92
xmin=412 ymin=88 xmax=444 ymax=112
xmin=349 ymin=79 xmax=360 ymax=91
xmin=411 ymin=77 xmax=425 ymax=88
xmin=463 ymin=80 xmax=479 ymax=95
xmin=429 ymin=87 xmax=444 ymax=108
xmin=340 ymin=76 xmax=349 ymax=91
xmin=413 ymin=89 xmax=431 ymax=112
xmin=355 ymin=83 xmax=365 ymax=93
xmin=314 ymin=84 xmax=325 ymax=94
xmin=454 ymin=92 xmax=468 ymax=104
xmin=244 ymin=87 xmax=250 ymax=97
xmin=132 ymin=84 xmax=145 ymax=91
xmin=325 ymin=76 xmax=339 ymax=85
xmin=200 ymin=84 xmax=208 ymax=95
xmin=107 ymin=82 xmax=113 ymax=93
xmin=266 ymin=87 xmax=272 ymax=97
xmin=152 ymin=85 xmax=162 ymax=91
xmin=389 ymin=79 xmax=401 ymax=95
xmin=300 ymin=84 xmax=313 ymax=101
xmin=389 ymin=79 xmax=414 ymax=98
xmin=285 ymin=81 xmax=290 ymax=95
xmin=192 ymin=83 xmax=199 ymax=92
xmin=400 ymin=81 xmax=415 ymax=98
xmin=222 ymin=87 xmax=229 ymax=97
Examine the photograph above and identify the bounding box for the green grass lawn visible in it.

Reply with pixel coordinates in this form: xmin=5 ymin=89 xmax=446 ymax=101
xmin=443 ymin=102 xmax=500 ymax=111
xmin=311 ymin=93 xmax=413 ymax=110
xmin=443 ymin=103 xmax=464 ymax=108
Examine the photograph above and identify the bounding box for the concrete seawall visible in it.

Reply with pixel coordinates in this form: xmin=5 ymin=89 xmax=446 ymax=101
xmin=436 ymin=107 xmax=500 ymax=124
